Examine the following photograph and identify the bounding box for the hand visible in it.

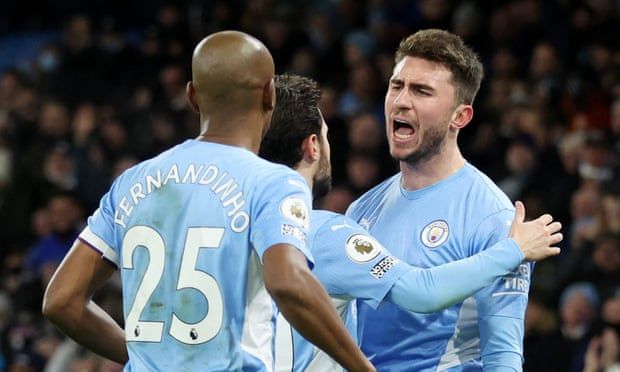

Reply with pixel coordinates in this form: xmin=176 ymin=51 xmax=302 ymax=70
xmin=600 ymin=328 xmax=620 ymax=369
xmin=583 ymin=336 xmax=601 ymax=372
xmin=509 ymin=201 xmax=562 ymax=261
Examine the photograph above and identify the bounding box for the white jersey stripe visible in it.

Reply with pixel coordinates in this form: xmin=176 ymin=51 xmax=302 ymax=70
xmin=241 ymin=251 xmax=275 ymax=372
xmin=437 ymin=297 xmax=481 ymax=371
xmin=79 ymin=226 xmax=119 ymax=265
xmin=274 ymin=314 xmax=294 ymax=372
xmin=492 ymin=291 xmax=528 ymax=297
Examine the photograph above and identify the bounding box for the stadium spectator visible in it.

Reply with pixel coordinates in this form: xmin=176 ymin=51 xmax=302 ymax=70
xmin=0 ymin=1 xmax=616 ymax=368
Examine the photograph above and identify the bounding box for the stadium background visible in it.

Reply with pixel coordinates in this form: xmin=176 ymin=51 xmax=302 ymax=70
xmin=0 ymin=0 xmax=618 ymax=370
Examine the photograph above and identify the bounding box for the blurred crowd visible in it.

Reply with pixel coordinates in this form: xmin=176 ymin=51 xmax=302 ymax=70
xmin=0 ymin=0 xmax=619 ymax=371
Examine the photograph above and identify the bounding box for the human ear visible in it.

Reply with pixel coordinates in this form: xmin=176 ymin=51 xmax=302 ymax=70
xmin=263 ymin=78 xmax=276 ymax=111
xmin=451 ymin=105 xmax=474 ymax=129
xmin=186 ymin=82 xmax=200 ymax=113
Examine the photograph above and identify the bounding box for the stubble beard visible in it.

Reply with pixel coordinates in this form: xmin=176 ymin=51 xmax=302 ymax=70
xmin=313 ymin=151 xmax=332 ymax=199
xmin=394 ymin=117 xmax=450 ymax=166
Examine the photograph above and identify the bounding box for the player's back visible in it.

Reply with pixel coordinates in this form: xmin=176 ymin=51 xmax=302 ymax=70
xmin=82 ymin=139 xmax=312 ymax=371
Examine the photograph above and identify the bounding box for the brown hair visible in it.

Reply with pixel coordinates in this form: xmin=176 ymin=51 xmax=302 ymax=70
xmin=395 ymin=29 xmax=484 ymax=105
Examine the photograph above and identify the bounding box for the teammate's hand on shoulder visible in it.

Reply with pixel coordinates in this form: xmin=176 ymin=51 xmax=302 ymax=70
xmin=509 ymin=201 xmax=562 ymax=261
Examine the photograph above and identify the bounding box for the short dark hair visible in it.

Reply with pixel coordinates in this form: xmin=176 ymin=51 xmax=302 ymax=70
xmin=259 ymin=74 xmax=322 ymax=167
xmin=395 ymin=29 xmax=484 ymax=105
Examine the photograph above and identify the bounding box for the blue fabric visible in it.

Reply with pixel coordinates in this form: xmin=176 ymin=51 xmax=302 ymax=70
xmin=81 ymin=139 xmax=313 ymax=371
xmin=347 ymin=163 xmax=531 ymax=371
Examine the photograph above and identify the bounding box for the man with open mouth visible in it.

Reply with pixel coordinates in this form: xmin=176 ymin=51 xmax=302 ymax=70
xmin=347 ymin=29 xmax=556 ymax=371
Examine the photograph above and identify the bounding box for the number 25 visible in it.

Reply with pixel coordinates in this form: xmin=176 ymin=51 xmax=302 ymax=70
xmin=122 ymin=226 xmax=224 ymax=345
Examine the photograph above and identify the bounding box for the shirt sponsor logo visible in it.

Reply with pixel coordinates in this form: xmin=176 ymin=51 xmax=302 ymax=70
xmin=345 ymin=234 xmax=382 ymax=263
xmin=494 ymin=263 xmax=531 ymax=296
xmin=280 ymin=197 xmax=309 ymax=228
xmin=370 ymin=256 xmax=397 ymax=279
xmin=421 ymin=220 xmax=449 ymax=248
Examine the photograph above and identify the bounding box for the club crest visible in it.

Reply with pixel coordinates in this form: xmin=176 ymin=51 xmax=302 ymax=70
xmin=421 ymin=220 xmax=449 ymax=248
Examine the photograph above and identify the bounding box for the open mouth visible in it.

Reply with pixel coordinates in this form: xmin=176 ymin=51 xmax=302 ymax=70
xmin=393 ymin=119 xmax=415 ymax=140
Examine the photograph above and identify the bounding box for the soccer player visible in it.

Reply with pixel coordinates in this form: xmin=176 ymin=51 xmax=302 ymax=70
xmin=259 ymin=74 xmax=562 ymax=371
xmin=42 ymin=31 xmax=374 ymax=372
xmin=346 ymin=29 xmax=543 ymax=370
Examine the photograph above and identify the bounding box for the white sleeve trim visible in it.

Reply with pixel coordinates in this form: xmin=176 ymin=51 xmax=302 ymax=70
xmin=79 ymin=226 xmax=119 ymax=266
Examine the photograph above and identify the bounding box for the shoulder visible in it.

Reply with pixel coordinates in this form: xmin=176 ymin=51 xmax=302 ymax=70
xmin=359 ymin=173 xmax=400 ymax=201
xmin=458 ymin=164 xmax=517 ymax=247
xmin=348 ymin=173 xmax=400 ymax=215
xmin=252 ymin=160 xmax=310 ymax=194
xmin=311 ymin=210 xmax=364 ymax=236
xmin=311 ymin=210 xmax=341 ymax=227
xmin=112 ymin=142 xmax=189 ymax=186
xmin=310 ymin=210 xmax=383 ymax=261
xmin=461 ymin=163 xmax=513 ymax=213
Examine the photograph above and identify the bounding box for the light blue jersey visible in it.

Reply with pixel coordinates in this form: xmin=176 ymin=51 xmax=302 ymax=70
xmin=79 ymin=139 xmax=313 ymax=372
xmin=275 ymin=210 xmax=411 ymax=372
xmin=275 ymin=206 xmax=526 ymax=371
xmin=347 ymin=163 xmax=531 ymax=371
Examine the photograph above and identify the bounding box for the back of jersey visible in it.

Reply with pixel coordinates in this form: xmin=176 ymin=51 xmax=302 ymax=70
xmin=79 ymin=140 xmax=313 ymax=372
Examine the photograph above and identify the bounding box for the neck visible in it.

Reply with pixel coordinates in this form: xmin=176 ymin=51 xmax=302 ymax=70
xmin=400 ymin=142 xmax=465 ymax=190
xmin=295 ymin=162 xmax=315 ymax=192
xmin=197 ymin=112 xmax=265 ymax=154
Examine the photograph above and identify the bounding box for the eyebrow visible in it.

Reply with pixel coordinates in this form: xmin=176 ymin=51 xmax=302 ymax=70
xmin=390 ymin=78 xmax=435 ymax=92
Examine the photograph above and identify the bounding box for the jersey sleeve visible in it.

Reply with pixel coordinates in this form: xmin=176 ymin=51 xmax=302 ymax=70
xmin=471 ymin=208 xmax=531 ymax=369
xmin=311 ymin=215 xmax=410 ymax=308
xmin=250 ymin=171 xmax=314 ymax=265
xmin=387 ymin=237 xmax=524 ymax=313
xmin=480 ymin=319 xmax=524 ymax=371
xmin=78 ymin=183 xmax=121 ymax=267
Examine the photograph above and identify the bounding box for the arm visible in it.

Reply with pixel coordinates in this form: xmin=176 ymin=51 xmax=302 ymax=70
xmin=263 ymin=244 xmax=374 ymax=372
xmin=480 ymin=316 xmax=523 ymax=372
xmin=389 ymin=202 xmax=562 ymax=313
xmin=388 ymin=239 xmax=522 ymax=313
xmin=473 ymin=205 xmax=536 ymax=371
xmin=42 ymin=240 xmax=128 ymax=364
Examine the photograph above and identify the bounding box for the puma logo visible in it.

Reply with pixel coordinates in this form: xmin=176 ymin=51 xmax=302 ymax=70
xmin=330 ymin=220 xmax=353 ymax=231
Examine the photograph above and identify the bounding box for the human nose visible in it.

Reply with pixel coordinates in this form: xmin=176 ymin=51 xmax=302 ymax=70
xmin=392 ymin=88 xmax=412 ymax=110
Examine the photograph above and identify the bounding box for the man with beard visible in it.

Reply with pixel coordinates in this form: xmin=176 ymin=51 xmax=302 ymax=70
xmin=42 ymin=31 xmax=374 ymax=372
xmin=260 ymin=74 xmax=563 ymax=371
xmin=346 ymin=29 xmax=539 ymax=371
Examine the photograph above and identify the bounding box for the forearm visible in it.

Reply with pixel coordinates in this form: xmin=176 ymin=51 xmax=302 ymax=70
xmin=273 ymin=270 xmax=372 ymax=372
xmin=46 ymin=299 xmax=127 ymax=364
xmin=388 ymin=239 xmax=523 ymax=313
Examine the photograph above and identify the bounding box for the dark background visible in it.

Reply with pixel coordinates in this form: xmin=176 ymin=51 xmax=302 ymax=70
xmin=0 ymin=1 xmax=618 ymax=371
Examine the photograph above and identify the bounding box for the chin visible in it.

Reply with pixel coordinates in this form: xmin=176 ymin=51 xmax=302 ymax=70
xmin=389 ymin=147 xmax=415 ymax=162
